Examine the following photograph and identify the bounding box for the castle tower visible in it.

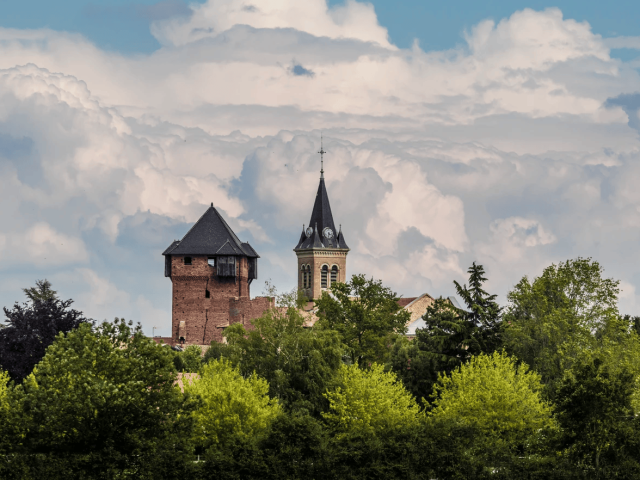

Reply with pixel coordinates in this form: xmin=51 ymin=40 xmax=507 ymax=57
xmin=294 ymin=139 xmax=349 ymax=300
xmin=163 ymin=204 xmax=272 ymax=345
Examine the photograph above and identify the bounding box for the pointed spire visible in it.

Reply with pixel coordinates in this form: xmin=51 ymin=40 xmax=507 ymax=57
xmin=318 ymin=134 xmax=326 ymax=179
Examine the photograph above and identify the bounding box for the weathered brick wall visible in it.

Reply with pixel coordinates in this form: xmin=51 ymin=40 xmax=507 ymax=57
xmin=168 ymin=255 xmax=271 ymax=345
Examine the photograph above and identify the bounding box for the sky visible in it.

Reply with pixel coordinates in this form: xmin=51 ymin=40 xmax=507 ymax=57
xmin=1 ymin=0 xmax=640 ymax=335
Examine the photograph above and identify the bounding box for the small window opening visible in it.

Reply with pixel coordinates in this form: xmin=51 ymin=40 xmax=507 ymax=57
xmin=205 ymin=289 xmax=210 ymax=298
xmin=184 ymin=256 xmax=192 ymax=265
xmin=331 ymin=265 xmax=338 ymax=285
xmin=208 ymin=257 xmax=215 ymax=267
xmin=321 ymin=265 xmax=328 ymax=289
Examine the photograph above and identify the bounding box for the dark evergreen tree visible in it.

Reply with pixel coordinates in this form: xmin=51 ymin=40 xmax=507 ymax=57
xmin=390 ymin=263 xmax=502 ymax=403
xmin=0 ymin=285 xmax=89 ymax=382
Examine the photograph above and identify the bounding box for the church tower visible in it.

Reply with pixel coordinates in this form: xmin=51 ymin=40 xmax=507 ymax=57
xmin=294 ymin=139 xmax=349 ymax=300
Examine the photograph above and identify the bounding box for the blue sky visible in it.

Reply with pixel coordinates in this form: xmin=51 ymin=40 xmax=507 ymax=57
xmin=1 ymin=0 xmax=640 ymax=336
xmin=2 ymin=0 xmax=639 ymax=56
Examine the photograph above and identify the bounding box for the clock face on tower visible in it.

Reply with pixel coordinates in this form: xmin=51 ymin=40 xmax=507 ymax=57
xmin=305 ymin=227 xmax=313 ymax=237
xmin=323 ymin=227 xmax=334 ymax=239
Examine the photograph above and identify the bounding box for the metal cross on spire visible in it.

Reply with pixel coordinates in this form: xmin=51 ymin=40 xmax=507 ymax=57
xmin=318 ymin=134 xmax=326 ymax=179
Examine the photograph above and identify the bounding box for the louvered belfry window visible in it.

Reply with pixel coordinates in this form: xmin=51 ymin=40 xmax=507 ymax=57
xmin=321 ymin=265 xmax=328 ymax=288
xmin=217 ymin=256 xmax=236 ymax=277
xmin=331 ymin=265 xmax=338 ymax=286
xmin=248 ymin=258 xmax=258 ymax=280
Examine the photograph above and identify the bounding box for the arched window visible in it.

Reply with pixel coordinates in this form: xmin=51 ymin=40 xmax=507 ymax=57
xmin=321 ymin=265 xmax=328 ymax=288
xmin=305 ymin=265 xmax=311 ymax=289
xmin=331 ymin=265 xmax=338 ymax=286
xmin=301 ymin=265 xmax=306 ymax=289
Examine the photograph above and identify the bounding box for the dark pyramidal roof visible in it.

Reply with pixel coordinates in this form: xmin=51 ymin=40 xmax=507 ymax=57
xmin=163 ymin=204 xmax=259 ymax=257
xmin=294 ymin=177 xmax=349 ymax=251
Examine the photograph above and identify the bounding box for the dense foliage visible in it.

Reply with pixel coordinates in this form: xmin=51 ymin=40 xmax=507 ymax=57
xmin=2 ymin=261 xmax=640 ymax=479
xmin=315 ymin=274 xmax=410 ymax=366
xmin=186 ymin=358 xmax=280 ymax=450
xmin=389 ymin=262 xmax=502 ymax=402
xmin=0 ymin=281 xmax=89 ymax=382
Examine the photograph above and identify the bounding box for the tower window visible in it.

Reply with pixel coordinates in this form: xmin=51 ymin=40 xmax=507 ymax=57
xmin=205 ymin=289 xmax=210 ymax=298
xmin=331 ymin=265 xmax=338 ymax=286
xmin=321 ymin=265 xmax=328 ymax=288
xmin=208 ymin=257 xmax=215 ymax=267
xmin=184 ymin=256 xmax=192 ymax=265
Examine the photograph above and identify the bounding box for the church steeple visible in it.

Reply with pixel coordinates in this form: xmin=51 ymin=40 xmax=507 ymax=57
xmin=294 ymin=136 xmax=349 ymax=300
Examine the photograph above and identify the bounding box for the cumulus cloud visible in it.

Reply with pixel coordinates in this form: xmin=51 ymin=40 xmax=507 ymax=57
xmin=2 ymin=4 xmax=640 ymax=330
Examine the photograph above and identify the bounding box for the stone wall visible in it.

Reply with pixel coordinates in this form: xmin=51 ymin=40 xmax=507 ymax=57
xmin=169 ymin=255 xmax=271 ymax=345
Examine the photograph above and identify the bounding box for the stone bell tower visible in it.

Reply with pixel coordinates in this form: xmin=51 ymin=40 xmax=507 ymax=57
xmin=293 ymin=138 xmax=349 ymax=300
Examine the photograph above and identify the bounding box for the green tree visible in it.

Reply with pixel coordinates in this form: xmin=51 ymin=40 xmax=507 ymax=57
xmin=223 ymin=288 xmax=343 ymax=416
xmin=22 ymin=279 xmax=57 ymax=304
xmin=315 ymin=274 xmax=410 ymax=366
xmin=503 ymin=257 xmax=622 ymax=394
xmin=173 ymin=345 xmax=203 ymax=372
xmin=430 ymin=351 xmax=553 ymax=462
xmin=186 ymin=358 xmax=280 ymax=451
xmin=555 ymin=357 xmax=640 ymax=479
xmin=390 ymin=263 xmax=501 ymax=403
xmin=11 ymin=318 xmax=196 ymax=478
xmin=323 ymin=363 xmax=421 ymax=438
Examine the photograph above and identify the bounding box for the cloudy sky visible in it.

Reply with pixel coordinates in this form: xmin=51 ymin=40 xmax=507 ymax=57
xmin=2 ymin=0 xmax=640 ymax=335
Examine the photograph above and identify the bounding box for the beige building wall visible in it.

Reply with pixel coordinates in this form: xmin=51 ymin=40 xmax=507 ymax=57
xmin=296 ymin=249 xmax=348 ymax=300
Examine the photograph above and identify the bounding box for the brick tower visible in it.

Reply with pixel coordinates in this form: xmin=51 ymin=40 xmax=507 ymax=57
xmin=294 ymin=140 xmax=350 ymax=300
xmin=162 ymin=205 xmax=272 ymax=345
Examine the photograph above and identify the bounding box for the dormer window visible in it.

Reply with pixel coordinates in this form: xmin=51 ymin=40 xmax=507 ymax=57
xmin=184 ymin=256 xmax=192 ymax=265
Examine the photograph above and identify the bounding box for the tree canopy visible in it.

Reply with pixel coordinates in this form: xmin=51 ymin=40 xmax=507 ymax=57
xmin=323 ymin=363 xmax=421 ymax=438
xmin=22 ymin=279 xmax=57 ymax=304
xmin=503 ymin=257 xmax=623 ymax=394
xmin=390 ymin=262 xmax=501 ymax=402
xmin=185 ymin=358 xmax=280 ymax=450
xmin=221 ymin=288 xmax=344 ymax=416
xmin=0 ymin=283 xmax=89 ymax=382
xmin=11 ymin=319 xmax=195 ymax=475
xmin=430 ymin=351 xmax=552 ymax=448
xmin=315 ymin=274 xmax=410 ymax=366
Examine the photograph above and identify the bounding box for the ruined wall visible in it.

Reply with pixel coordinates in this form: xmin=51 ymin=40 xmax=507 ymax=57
xmin=168 ymin=255 xmax=273 ymax=345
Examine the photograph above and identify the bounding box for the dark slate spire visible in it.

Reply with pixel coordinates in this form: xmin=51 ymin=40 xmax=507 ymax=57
xmin=294 ymin=225 xmax=306 ymax=250
xmin=294 ymin=138 xmax=348 ymax=251
xmin=337 ymin=224 xmax=349 ymax=249
xmin=164 ymin=204 xmax=259 ymax=257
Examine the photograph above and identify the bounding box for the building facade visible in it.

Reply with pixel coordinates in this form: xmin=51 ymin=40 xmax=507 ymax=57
xmin=161 ymin=204 xmax=273 ymax=345
xmin=293 ymin=154 xmax=349 ymax=300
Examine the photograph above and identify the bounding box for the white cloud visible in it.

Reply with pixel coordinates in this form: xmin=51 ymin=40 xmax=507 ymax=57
xmin=2 ymin=5 xmax=640 ymax=323
xmin=0 ymin=223 xmax=88 ymax=266
xmin=150 ymin=0 xmax=392 ymax=48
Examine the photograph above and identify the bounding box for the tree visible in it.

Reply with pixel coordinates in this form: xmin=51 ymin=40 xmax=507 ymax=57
xmin=173 ymin=345 xmax=203 ymax=372
xmin=315 ymin=274 xmax=410 ymax=366
xmin=22 ymin=279 xmax=57 ymax=304
xmin=555 ymin=357 xmax=640 ymax=479
xmin=503 ymin=257 xmax=622 ymax=394
xmin=11 ymin=318 xmax=196 ymax=478
xmin=185 ymin=358 xmax=280 ymax=451
xmin=429 ymin=351 xmax=553 ymax=461
xmin=323 ymin=363 xmax=421 ymax=438
xmin=390 ymin=263 xmax=501 ymax=403
xmin=223 ymin=287 xmax=344 ymax=416
xmin=0 ymin=295 xmax=89 ymax=382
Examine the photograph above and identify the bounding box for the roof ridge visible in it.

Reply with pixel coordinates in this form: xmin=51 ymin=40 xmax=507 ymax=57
xmin=210 ymin=206 xmax=246 ymax=250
